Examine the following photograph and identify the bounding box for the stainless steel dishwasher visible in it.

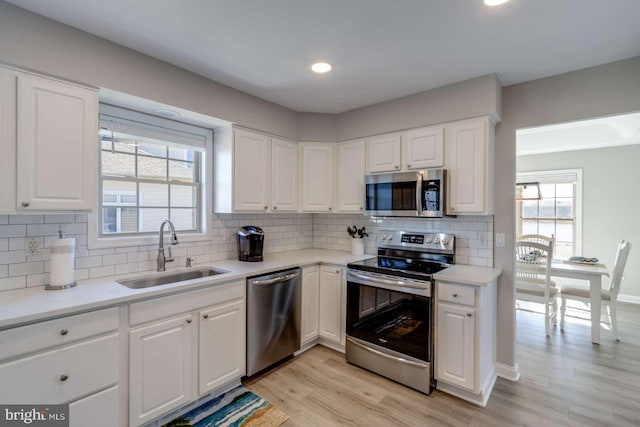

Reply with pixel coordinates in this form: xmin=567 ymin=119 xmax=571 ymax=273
xmin=246 ymin=267 xmax=301 ymax=376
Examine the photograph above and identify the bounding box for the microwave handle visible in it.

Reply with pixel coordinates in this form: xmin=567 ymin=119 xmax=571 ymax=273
xmin=416 ymin=172 xmax=423 ymax=216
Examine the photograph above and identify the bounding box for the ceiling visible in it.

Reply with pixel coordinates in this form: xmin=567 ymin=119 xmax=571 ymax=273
xmin=516 ymin=112 xmax=640 ymax=156
xmin=6 ymin=0 xmax=640 ymax=113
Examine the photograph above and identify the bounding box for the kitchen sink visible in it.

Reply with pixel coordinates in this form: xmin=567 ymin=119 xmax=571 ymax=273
xmin=117 ymin=268 xmax=229 ymax=289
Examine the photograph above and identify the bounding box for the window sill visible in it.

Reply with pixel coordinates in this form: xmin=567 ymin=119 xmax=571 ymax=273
xmin=87 ymin=214 xmax=211 ymax=249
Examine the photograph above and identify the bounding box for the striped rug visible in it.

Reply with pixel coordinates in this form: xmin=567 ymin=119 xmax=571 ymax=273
xmin=164 ymin=386 xmax=288 ymax=427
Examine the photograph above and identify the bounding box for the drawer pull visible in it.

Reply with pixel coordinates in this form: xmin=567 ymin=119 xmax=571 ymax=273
xmin=186 ymin=318 xmax=192 ymax=324
xmin=21 ymin=201 xmax=30 ymax=207
xmin=59 ymin=374 xmax=68 ymax=382
xmin=203 ymin=314 xmax=209 ymax=319
xmin=467 ymin=313 xmax=473 ymax=317
xmin=452 ymin=293 xmax=458 ymax=298
xmin=60 ymin=329 xmax=68 ymax=336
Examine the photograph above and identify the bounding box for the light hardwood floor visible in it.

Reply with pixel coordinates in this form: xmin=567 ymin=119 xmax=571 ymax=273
xmin=245 ymin=303 xmax=640 ymax=427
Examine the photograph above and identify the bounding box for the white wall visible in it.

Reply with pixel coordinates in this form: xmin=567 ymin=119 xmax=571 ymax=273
xmin=495 ymin=56 xmax=640 ymax=367
xmin=517 ymin=145 xmax=640 ymax=301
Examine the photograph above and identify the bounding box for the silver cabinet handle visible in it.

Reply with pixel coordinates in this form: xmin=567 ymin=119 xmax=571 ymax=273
xmin=273 ymin=206 xmax=277 ymax=210
xmin=59 ymin=374 xmax=68 ymax=382
xmin=21 ymin=201 xmax=30 ymax=207
xmin=467 ymin=313 xmax=473 ymax=317
xmin=186 ymin=318 xmax=192 ymax=324
xmin=60 ymin=329 xmax=68 ymax=336
xmin=452 ymin=293 xmax=458 ymax=298
xmin=407 ymin=164 xmax=411 ymax=168
xmin=359 ymin=207 xmax=363 ymax=210
xmin=203 ymin=314 xmax=209 ymax=319
xmin=328 ymin=207 xmax=332 ymax=210
xmin=264 ymin=206 xmax=268 ymax=210
xmin=335 ymin=269 xmax=340 ymax=274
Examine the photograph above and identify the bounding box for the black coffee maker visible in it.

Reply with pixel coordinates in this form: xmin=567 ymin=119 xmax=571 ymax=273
xmin=236 ymin=226 xmax=264 ymax=262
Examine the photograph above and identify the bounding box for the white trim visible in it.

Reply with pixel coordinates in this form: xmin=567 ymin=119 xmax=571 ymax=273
xmin=617 ymin=294 xmax=640 ymax=306
xmin=436 ymin=368 xmax=496 ymax=407
xmin=495 ymin=362 xmax=521 ymax=382
xmin=89 ymin=115 xmax=213 ymax=249
xmin=516 ymin=168 xmax=583 ymax=255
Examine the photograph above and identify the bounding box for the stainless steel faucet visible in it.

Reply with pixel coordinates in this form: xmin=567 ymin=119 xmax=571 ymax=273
xmin=157 ymin=220 xmax=179 ymax=272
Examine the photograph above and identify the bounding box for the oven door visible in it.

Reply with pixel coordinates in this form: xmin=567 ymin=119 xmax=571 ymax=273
xmin=346 ymin=281 xmax=431 ymax=361
xmin=364 ymin=172 xmax=421 ymax=217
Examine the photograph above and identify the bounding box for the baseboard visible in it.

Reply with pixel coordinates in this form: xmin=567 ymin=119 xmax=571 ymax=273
xmin=496 ymin=362 xmax=520 ymax=382
xmin=617 ymin=294 xmax=640 ymax=305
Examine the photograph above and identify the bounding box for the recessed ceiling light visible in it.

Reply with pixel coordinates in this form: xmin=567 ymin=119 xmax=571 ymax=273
xmin=484 ymin=0 xmax=511 ymax=5
xmin=311 ymin=62 xmax=332 ymax=74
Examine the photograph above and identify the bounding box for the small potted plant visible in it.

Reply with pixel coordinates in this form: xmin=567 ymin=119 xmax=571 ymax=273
xmin=347 ymin=225 xmax=368 ymax=255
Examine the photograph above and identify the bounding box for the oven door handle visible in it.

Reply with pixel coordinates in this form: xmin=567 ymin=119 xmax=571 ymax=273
xmin=348 ymin=271 xmax=428 ymax=290
xmin=347 ymin=337 xmax=428 ymax=369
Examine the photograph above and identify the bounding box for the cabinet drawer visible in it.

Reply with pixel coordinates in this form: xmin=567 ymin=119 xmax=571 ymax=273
xmin=69 ymin=385 xmax=120 ymax=427
xmin=0 ymin=307 xmax=119 ymax=361
xmin=0 ymin=333 xmax=119 ymax=404
xmin=438 ymin=282 xmax=476 ymax=306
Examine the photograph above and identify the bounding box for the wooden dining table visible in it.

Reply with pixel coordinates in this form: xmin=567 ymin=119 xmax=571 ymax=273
xmin=550 ymin=260 xmax=610 ymax=344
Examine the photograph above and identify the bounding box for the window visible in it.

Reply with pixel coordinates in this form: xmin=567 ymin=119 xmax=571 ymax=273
xmin=95 ymin=105 xmax=211 ymax=242
xmin=516 ymin=169 xmax=582 ymax=259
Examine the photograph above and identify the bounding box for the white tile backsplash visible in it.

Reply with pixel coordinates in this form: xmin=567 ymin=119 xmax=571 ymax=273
xmin=0 ymin=212 xmax=493 ymax=291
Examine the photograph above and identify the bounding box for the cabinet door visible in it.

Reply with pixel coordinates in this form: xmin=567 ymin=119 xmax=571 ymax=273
xmin=403 ymin=126 xmax=444 ymax=169
xmin=16 ymin=73 xmax=98 ymax=211
xmin=337 ymin=140 xmax=365 ymax=212
xmin=129 ymin=314 xmax=195 ymax=426
xmin=436 ymin=302 xmax=475 ymax=391
xmin=233 ymin=129 xmax=269 ymax=211
xmin=199 ymin=299 xmax=245 ymax=395
xmin=0 ymin=69 xmax=16 ymax=213
xmin=319 ymin=266 xmax=343 ymax=344
xmin=301 ymin=266 xmax=320 ymax=345
xmin=69 ymin=385 xmax=120 ymax=427
xmin=367 ymin=133 xmax=401 ymax=173
xmin=446 ymin=118 xmax=492 ymax=214
xmin=300 ymin=143 xmax=334 ymax=212
xmin=271 ymin=138 xmax=298 ymax=212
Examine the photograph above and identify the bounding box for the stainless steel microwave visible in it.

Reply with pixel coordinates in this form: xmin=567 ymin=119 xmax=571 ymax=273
xmin=364 ymin=169 xmax=446 ymax=217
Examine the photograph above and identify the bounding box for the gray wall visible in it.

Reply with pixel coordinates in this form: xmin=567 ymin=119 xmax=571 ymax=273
xmin=517 ymin=145 xmax=640 ymax=300
xmin=336 ymin=74 xmax=502 ymax=140
xmin=495 ymin=56 xmax=640 ymax=367
xmin=0 ymin=1 xmax=299 ymax=140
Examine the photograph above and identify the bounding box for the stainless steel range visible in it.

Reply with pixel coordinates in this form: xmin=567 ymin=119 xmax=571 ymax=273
xmin=345 ymin=230 xmax=455 ymax=394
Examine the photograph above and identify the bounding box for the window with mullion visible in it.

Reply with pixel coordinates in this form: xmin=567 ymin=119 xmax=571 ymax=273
xmin=99 ymin=132 xmax=200 ymax=236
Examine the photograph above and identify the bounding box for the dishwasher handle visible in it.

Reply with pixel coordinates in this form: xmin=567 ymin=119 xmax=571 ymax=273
xmin=250 ymin=270 xmax=301 ymax=286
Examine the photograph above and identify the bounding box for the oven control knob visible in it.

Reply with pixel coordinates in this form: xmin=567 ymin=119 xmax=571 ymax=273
xmin=425 ymin=236 xmax=432 ymax=243
xmin=433 ymin=237 xmax=440 ymax=244
xmin=388 ymin=236 xmax=393 ymax=241
xmin=381 ymin=235 xmax=387 ymax=240
xmin=442 ymin=238 xmax=449 ymax=245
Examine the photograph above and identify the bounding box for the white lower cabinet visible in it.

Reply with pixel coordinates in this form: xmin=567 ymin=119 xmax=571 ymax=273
xmin=129 ymin=314 xmax=195 ymax=426
xmin=199 ymin=299 xmax=245 ymax=395
xmin=0 ymin=308 xmax=120 ymax=424
xmin=435 ymin=279 xmax=496 ymax=406
xmin=319 ymin=265 xmax=344 ymax=346
xmin=128 ymin=280 xmax=245 ymax=426
xmin=301 ymin=266 xmax=320 ymax=345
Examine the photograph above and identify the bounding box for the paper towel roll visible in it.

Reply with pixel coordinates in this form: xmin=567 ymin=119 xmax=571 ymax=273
xmin=48 ymin=238 xmax=76 ymax=290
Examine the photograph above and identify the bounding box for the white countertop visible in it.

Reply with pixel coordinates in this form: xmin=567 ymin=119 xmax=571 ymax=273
xmin=0 ymin=249 xmax=373 ymax=330
xmin=433 ymin=264 xmax=502 ymax=287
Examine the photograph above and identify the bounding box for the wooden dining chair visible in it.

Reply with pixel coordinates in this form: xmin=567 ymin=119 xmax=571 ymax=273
xmin=515 ymin=239 xmax=557 ymax=337
xmin=560 ymin=240 xmax=632 ymax=341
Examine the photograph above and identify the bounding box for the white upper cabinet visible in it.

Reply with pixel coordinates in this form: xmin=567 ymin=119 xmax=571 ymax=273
xmin=233 ymin=129 xmax=270 ymax=211
xmin=337 ymin=140 xmax=365 ymax=212
xmin=366 ymin=133 xmax=401 ymax=173
xmin=271 ymin=137 xmax=298 ymax=212
xmin=299 ymin=143 xmax=334 ymax=212
xmin=0 ymin=66 xmax=98 ymax=212
xmin=445 ymin=117 xmax=494 ymax=215
xmin=214 ymin=127 xmax=298 ymax=213
xmin=403 ymin=126 xmax=444 ymax=170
